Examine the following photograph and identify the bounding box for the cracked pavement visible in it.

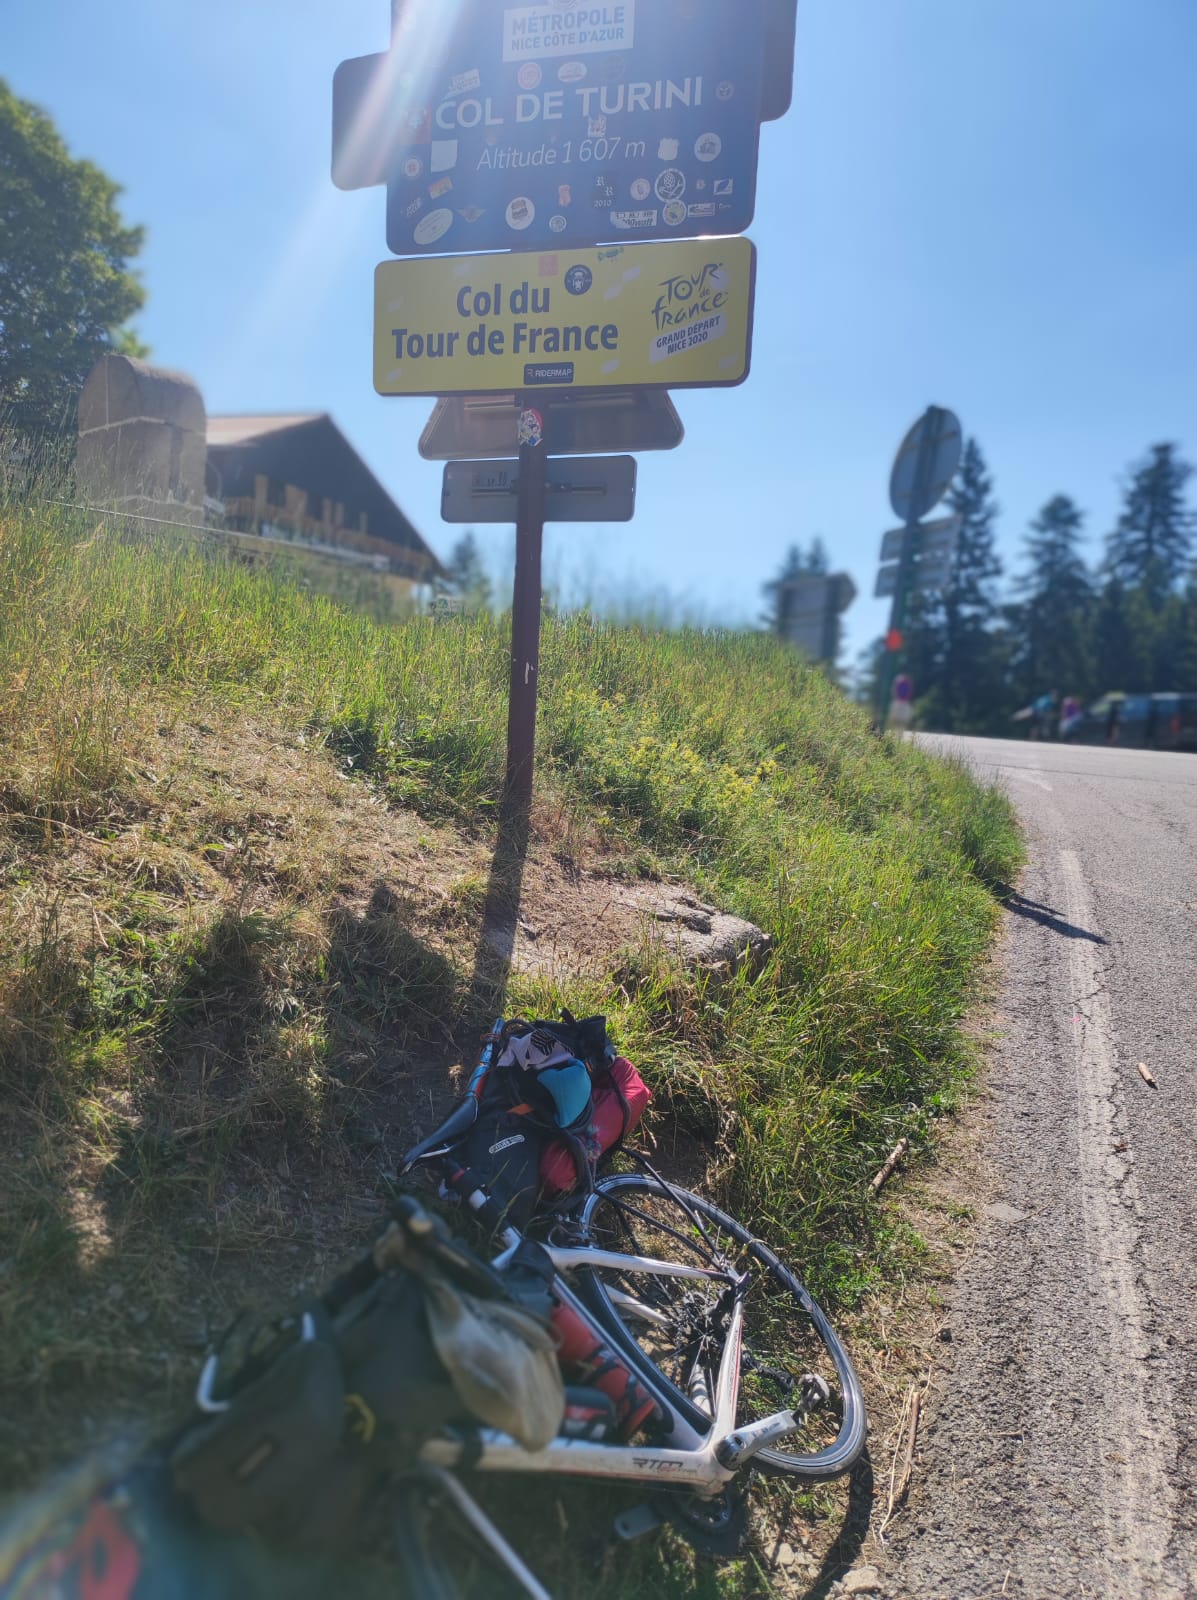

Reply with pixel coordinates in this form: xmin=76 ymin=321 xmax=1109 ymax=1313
xmin=878 ymin=737 xmax=1197 ymax=1600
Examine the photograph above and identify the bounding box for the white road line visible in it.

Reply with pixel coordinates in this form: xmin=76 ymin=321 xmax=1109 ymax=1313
xmin=1058 ymin=848 xmax=1179 ymax=1599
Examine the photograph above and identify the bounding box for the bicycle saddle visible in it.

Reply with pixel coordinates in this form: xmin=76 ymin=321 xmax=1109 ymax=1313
xmin=401 ymin=1095 xmax=480 ymax=1169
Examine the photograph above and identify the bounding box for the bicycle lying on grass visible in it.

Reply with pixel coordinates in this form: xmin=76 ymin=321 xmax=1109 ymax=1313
xmin=0 ymin=1018 xmax=867 ymax=1599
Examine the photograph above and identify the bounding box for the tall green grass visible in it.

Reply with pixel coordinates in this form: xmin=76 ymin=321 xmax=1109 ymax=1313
xmin=0 ymin=492 xmax=1021 ymax=1306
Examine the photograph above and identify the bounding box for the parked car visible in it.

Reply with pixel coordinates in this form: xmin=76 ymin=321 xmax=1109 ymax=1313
xmin=1069 ymin=692 xmax=1197 ymax=750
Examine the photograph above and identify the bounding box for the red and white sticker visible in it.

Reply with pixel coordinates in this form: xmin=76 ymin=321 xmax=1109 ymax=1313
xmin=518 ymin=408 xmax=544 ymax=448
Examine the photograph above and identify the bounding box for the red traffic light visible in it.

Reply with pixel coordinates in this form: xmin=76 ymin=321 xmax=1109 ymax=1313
xmin=885 ymin=629 xmax=904 ymax=652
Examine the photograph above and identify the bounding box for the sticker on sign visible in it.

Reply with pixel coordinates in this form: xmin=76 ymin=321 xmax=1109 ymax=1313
xmin=502 ymin=3 xmax=636 ymax=62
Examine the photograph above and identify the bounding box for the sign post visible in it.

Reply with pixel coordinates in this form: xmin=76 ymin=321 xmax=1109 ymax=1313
xmin=504 ymin=404 xmax=548 ymax=824
xmin=877 ymin=406 xmax=962 ymax=722
xmin=335 ymin=0 xmax=794 ymax=816
xmin=777 ymin=572 xmax=857 ymax=665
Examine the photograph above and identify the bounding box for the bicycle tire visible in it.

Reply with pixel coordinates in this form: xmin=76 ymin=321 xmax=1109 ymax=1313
xmin=574 ymin=1173 xmax=867 ymax=1480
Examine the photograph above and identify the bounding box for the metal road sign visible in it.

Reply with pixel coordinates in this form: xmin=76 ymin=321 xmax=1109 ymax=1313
xmin=442 ymin=454 xmax=636 ymax=522
xmin=879 ymin=514 xmax=961 ymax=564
xmin=761 ymin=0 xmax=798 ymax=120
xmin=889 ymin=408 xmax=962 ymax=523
xmin=376 ymin=237 xmax=755 ymax=396
xmin=778 ymin=572 xmax=856 ymax=663
xmin=875 ymin=553 xmax=954 ymax=599
xmin=784 ymin=616 xmax=832 ymax=662
xmin=334 ymin=0 xmax=766 ymax=256
xmin=779 ymin=572 xmax=856 ymax=614
xmin=419 ymin=387 xmax=684 ymax=458
xmin=368 ymin=0 xmax=797 ymax=128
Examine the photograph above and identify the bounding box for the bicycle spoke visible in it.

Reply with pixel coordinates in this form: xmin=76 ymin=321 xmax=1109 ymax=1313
xmin=576 ymin=1175 xmax=867 ymax=1479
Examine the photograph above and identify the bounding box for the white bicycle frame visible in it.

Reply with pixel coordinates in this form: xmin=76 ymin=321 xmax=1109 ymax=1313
xmin=193 ymin=1170 xmax=819 ymax=1600
xmin=414 ymin=1208 xmax=803 ymax=1491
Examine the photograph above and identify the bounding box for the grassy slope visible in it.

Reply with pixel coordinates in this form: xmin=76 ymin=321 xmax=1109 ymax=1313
xmin=0 ymin=497 xmax=1021 ymax=1583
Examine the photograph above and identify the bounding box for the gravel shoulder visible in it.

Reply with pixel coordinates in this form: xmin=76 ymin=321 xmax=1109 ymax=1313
xmin=877 ymin=738 xmax=1197 ymax=1600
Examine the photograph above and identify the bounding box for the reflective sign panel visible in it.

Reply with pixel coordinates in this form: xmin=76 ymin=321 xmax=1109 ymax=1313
xmin=419 ymin=388 xmax=684 ymax=458
xmin=441 ymin=455 xmax=636 ymax=522
xmin=377 ymin=237 xmax=755 ymax=396
xmin=353 ymin=0 xmax=767 ymax=255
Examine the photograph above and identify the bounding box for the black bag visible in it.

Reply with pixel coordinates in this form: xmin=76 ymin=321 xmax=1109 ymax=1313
xmin=454 ymin=1013 xmax=613 ymax=1225
xmin=171 ymin=1274 xmax=463 ymax=1549
xmin=170 ymin=1204 xmax=534 ymax=1551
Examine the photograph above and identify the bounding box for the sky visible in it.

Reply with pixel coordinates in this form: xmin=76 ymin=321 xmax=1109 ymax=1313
xmin=6 ymin=0 xmax=1197 ymax=667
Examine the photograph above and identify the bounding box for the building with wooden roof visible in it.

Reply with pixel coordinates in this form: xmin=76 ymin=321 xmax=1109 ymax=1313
xmin=206 ymin=413 xmax=443 ymax=589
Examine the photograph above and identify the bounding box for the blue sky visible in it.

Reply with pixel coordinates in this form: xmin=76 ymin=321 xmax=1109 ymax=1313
xmin=7 ymin=0 xmax=1197 ymax=665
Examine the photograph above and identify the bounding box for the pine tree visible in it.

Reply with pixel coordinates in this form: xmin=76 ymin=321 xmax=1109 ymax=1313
xmin=1092 ymin=575 xmax=1151 ymax=691
xmin=440 ymin=531 xmax=493 ymax=613
xmin=1105 ymin=443 xmax=1194 ymax=605
xmin=905 ymin=438 xmax=1005 ymax=730
xmin=1180 ymin=580 xmax=1197 ymax=691
xmin=1012 ymin=495 xmax=1094 ymax=701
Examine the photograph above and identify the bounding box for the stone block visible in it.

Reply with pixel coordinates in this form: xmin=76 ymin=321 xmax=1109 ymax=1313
xmin=76 ymin=354 xmax=205 ymax=528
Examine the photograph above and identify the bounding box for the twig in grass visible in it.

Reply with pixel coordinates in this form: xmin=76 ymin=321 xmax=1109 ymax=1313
xmin=870 ymin=1136 xmax=910 ymax=1194
xmin=879 ymin=1382 xmax=922 ymax=1537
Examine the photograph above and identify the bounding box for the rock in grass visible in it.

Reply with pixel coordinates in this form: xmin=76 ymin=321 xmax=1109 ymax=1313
xmin=644 ymin=890 xmax=770 ymax=974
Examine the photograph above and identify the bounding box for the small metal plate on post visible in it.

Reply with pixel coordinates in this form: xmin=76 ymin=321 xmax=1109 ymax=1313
xmin=419 ymin=390 xmax=684 ymax=459
xmin=879 ymin=514 xmax=961 ymax=564
xmin=876 ymin=554 xmax=954 ymax=599
xmin=442 ymin=456 xmax=636 ymax=523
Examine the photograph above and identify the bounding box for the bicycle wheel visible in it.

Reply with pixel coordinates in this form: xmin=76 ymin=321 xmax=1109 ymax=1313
xmin=574 ymin=1172 xmax=867 ymax=1480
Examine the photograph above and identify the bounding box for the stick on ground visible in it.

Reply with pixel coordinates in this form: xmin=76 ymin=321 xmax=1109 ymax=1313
xmin=880 ymin=1383 xmax=923 ymax=1536
xmin=870 ymin=1137 xmax=910 ymax=1194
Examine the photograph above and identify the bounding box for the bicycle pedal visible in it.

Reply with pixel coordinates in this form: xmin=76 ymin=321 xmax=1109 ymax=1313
xmin=800 ymin=1372 xmax=832 ymax=1411
xmin=613 ymin=1503 xmax=662 ymax=1542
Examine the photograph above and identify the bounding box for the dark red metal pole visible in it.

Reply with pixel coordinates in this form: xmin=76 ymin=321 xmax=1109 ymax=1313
xmin=502 ymin=402 xmax=547 ymax=824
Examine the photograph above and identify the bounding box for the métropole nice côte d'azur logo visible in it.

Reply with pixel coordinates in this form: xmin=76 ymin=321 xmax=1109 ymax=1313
xmin=502 ymin=3 xmax=636 ymax=63
xmin=388 ymin=257 xmax=731 ymax=367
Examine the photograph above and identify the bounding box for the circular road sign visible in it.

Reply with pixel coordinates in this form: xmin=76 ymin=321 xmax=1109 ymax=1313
xmin=893 ymin=674 xmax=914 ymax=703
xmin=889 ymin=407 xmax=963 ymax=523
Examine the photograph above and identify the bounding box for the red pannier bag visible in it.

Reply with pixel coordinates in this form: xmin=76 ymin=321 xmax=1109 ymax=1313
xmin=539 ymin=1056 xmax=651 ymax=1198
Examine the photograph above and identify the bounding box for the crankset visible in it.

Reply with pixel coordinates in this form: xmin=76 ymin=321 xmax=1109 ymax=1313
xmin=650 ymin=1484 xmax=748 ymax=1557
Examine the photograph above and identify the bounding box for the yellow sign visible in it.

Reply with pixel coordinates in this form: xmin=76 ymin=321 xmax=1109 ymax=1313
xmin=374 ymin=237 xmax=755 ymax=397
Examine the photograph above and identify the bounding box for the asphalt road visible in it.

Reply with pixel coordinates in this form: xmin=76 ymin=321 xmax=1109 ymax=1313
xmin=878 ymin=736 xmax=1197 ymax=1600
